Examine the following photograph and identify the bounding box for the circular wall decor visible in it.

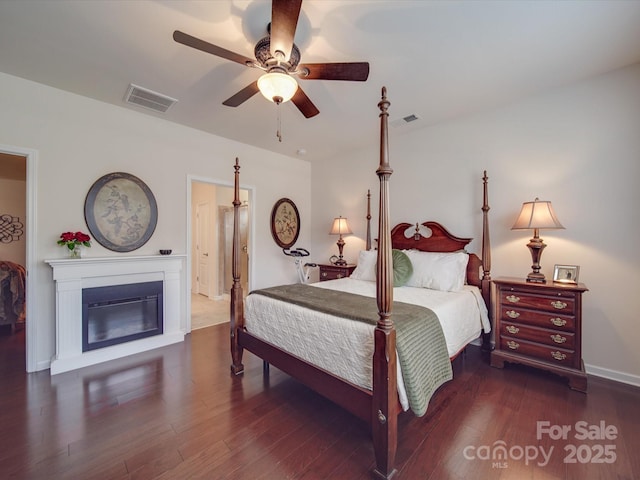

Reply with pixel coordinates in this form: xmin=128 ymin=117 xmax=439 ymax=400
xmin=270 ymin=198 xmax=300 ymax=249
xmin=84 ymin=172 xmax=158 ymax=252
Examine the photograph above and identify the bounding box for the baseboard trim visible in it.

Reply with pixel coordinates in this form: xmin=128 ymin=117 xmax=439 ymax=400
xmin=585 ymin=363 xmax=640 ymax=388
xmin=35 ymin=359 xmax=51 ymax=372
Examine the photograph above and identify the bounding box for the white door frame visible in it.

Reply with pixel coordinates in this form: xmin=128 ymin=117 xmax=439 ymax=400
xmin=185 ymin=174 xmax=254 ymax=333
xmin=1 ymin=143 xmax=38 ymax=372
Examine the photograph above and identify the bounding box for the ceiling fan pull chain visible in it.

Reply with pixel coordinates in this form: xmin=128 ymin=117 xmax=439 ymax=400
xmin=276 ymin=102 xmax=283 ymax=142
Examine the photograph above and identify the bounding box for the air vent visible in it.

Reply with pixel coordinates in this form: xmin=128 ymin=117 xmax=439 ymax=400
xmin=124 ymin=84 xmax=177 ymax=113
xmin=391 ymin=114 xmax=420 ymax=128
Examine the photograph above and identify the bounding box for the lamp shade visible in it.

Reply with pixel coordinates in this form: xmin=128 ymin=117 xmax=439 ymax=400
xmin=329 ymin=216 xmax=353 ymax=236
xmin=257 ymin=72 xmax=298 ymax=103
xmin=511 ymin=198 xmax=564 ymax=230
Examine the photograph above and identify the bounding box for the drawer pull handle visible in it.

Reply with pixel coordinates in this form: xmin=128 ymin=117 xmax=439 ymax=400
xmin=551 ymin=300 xmax=568 ymax=310
xmin=550 ymin=334 xmax=567 ymax=344
xmin=337 ymin=274 xmax=343 ymax=278
xmin=506 ymin=325 xmax=520 ymax=335
xmin=550 ymin=317 xmax=567 ymax=327
xmin=506 ymin=295 xmax=520 ymax=303
xmin=507 ymin=340 xmax=520 ymax=350
xmin=551 ymin=351 xmax=567 ymax=361
xmin=322 ymin=272 xmax=328 ymax=277
xmin=506 ymin=310 xmax=520 ymax=319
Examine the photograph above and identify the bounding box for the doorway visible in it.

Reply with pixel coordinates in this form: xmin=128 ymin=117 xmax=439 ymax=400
xmin=0 ymin=150 xmax=28 ymax=370
xmin=220 ymin=204 xmax=249 ymax=295
xmin=188 ymin=178 xmax=250 ymax=331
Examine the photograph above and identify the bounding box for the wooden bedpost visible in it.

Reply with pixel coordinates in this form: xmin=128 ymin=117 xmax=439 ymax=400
xmin=366 ymin=189 xmax=372 ymax=251
xmin=372 ymin=87 xmax=397 ymax=480
xmin=230 ymin=157 xmax=245 ymax=375
xmin=481 ymin=170 xmax=493 ymax=352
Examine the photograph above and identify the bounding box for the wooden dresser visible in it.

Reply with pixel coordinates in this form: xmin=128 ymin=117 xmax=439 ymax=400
xmin=318 ymin=263 xmax=356 ymax=281
xmin=490 ymin=277 xmax=588 ymax=392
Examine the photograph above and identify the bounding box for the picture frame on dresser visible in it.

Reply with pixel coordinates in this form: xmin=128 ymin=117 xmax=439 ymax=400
xmin=553 ymin=264 xmax=579 ymax=284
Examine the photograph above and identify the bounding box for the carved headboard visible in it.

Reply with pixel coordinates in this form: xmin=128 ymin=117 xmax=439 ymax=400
xmin=389 ymin=222 xmax=482 ymax=289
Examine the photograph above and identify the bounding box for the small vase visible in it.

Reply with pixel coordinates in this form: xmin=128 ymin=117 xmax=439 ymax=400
xmin=69 ymin=246 xmax=82 ymax=259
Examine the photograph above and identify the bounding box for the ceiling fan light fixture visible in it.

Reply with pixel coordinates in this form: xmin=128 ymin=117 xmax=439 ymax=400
xmin=257 ymin=71 xmax=298 ymax=103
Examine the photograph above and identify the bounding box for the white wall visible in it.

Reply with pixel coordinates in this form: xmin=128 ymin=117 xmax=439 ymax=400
xmin=0 ymin=72 xmax=311 ymax=371
xmin=311 ymin=63 xmax=640 ymax=385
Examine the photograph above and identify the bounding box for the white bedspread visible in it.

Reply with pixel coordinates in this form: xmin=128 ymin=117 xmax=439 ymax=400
xmin=244 ymin=278 xmax=490 ymax=410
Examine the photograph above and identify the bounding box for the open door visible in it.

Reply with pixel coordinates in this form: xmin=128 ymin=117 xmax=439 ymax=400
xmin=195 ymin=202 xmax=211 ymax=296
xmin=221 ymin=204 xmax=248 ymax=294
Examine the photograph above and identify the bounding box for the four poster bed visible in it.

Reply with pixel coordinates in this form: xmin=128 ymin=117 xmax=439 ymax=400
xmin=230 ymin=88 xmax=492 ymax=479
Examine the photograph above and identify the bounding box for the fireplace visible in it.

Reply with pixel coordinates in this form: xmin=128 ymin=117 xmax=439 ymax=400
xmin=83 ymin=281 xmax=163 ymax=352
xmin=46 ymin=255 xmax=185 ymax=375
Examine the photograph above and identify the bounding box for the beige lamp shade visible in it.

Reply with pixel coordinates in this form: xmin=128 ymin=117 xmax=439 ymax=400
xmin=511 ymin=198 xmax=564 ymax=231
xmin=329 ymin=216 xmax=353 ymax=236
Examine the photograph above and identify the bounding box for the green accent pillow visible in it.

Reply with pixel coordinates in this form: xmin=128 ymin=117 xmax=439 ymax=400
xmin=392 ymin=249 xmax=413 ymax=287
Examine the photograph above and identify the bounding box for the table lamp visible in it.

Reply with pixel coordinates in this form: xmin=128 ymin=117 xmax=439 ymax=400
xmin=511 ymin=198 xmax=564 ymax=283
xmin=329 ymin=216 xmax=353 ymax=266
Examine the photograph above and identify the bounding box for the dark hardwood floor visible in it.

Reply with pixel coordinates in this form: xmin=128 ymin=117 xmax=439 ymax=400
xmin=1 ymin=323 xmax=638 ymax=479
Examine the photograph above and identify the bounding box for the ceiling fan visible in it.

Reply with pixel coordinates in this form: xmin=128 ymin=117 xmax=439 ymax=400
xmin=173 ymin=0 xmax=370 ymax=118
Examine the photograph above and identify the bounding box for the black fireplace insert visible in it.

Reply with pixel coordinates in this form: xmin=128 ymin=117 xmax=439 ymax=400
xmin=82 ymin=281 xmax=163 ymax=352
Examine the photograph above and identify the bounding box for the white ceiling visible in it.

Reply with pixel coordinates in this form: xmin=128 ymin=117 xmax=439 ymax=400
xmin=2 ymin=1 xmax=640 ymax=162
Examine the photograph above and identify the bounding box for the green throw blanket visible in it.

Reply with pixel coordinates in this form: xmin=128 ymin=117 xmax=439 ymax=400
xmin=250 ymin=283 xmax=453 ymax=416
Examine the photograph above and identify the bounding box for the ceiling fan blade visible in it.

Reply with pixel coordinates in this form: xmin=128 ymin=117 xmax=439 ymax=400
xmin=222 ymin=81 xmax=260 ymax=107
xmin=270 ymin=0 xmax=302 ymax=61
xmin=298 ymin=62 xmax=370 ymax=81
xmin=173 ymin=30 xmax=255 ymax=66
xmin=291 ymin=87 xmax=319 ymax=118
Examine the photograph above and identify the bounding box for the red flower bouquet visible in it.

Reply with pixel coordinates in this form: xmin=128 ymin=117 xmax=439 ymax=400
xmin=57 ymin=231 xmax=92 ymax=251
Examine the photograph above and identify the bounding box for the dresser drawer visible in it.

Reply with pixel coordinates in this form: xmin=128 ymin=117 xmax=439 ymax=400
xmin=500 ymin=322 xmax=575 ymax=349
xmin=321 ymin=269 xmax=347 ymax=280
xmin=500 ymin=337 xmax=577 ymax=367
xmin=499 ymin=305 xmax=575 ymax=332
xmin=500 ymin=290 xmax=576 ymax=314
xmin=318 ymin=264 xmax=356 ymax=281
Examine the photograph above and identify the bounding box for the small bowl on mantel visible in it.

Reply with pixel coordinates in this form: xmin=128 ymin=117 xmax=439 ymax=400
xmin=159 ymin=249 xmax=172 ymax=255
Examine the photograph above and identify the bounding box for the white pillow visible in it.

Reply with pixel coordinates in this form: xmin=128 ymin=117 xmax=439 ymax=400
xmin=350 ymin=250 xmax=377 ymax=281
xmin=404 ymin=250 xmax=469 ymax=292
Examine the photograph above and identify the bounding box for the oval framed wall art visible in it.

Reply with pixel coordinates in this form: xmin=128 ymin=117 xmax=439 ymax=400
xmin=270 ymin=197 xmax=300 ymax=249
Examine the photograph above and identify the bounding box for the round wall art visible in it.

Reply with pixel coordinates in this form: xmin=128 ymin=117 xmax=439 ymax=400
xmin=84 ymin=172 xmax=158 ymax=252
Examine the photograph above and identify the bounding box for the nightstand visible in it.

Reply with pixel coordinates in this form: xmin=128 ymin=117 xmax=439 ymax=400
xmin=490 ymin=277 xmax=588 ymax=392
xmin=318 ymin=263 xmax=356 ymax=281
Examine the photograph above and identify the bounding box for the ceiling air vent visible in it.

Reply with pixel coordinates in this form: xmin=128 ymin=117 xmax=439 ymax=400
xmin=124 ymin=84 xmax=177 ymax=113
xmin=391 ymin=114 xmax=420 ymax=128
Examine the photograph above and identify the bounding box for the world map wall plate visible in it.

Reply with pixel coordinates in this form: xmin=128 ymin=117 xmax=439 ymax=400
xmin=84 ymin=172 xmax=158 ymax=252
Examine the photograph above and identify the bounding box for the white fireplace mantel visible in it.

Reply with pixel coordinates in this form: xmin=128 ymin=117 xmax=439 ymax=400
xmin=46 ymin=254 xmax=186 ymax=374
